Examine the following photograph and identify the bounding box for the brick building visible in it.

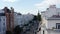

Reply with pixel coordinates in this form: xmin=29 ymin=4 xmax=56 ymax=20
xmin=4 ymin=7 xmax=14 ymax=31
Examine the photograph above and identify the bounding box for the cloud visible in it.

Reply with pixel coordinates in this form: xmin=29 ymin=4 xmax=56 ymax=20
xmin=35 ymin=0 xmax=60 ymax=11
xmin=3 ymin=0 xmax=18 ymax=2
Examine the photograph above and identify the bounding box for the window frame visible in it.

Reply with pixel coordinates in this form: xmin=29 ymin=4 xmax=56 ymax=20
xmin=56 ymin=23 xmax=60 ymax=29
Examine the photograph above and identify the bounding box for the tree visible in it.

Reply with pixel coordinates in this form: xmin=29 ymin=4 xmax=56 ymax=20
xmin=37 ymin=11 xmax=41 ymax=21
xmin=14 ymin=25 xmax=23 ymax=34
xmin=32 ymin=11 xmax=41 ymax=21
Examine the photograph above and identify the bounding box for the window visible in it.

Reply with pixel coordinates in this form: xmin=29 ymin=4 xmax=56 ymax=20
xmin=3 ymin=19 xmax=5 ymax=21
xmin=39 ymin=28 xmax=41 ymax=31
xmin=43 ymin=30 xmax=44 ymax=34
xmin=0 ymin=23 xmax=1 ymax=32
xmin=56 ymin=23 xmax=60 ymax=29
xmin=0 ymin=13 xmax=5 ymax=16
xmin=3 ymin=23 xmax=5 ymax=25
xmin=0 ymin=18 xmax=1 ymax=22
xmin=3 ymin=23 xmax=6 ymax=31
xmin=3 ymin=27 xmax=5 ymax=31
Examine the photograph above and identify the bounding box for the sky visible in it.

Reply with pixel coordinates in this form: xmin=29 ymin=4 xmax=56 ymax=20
xmin=0 ymin=0 xmax=60 ymax=15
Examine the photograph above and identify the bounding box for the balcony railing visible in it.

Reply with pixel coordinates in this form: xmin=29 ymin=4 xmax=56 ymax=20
xmin=53 ymin=29 xmax=60 ymax=32
xmin=46 ymin=28 xmax=60 ymax=32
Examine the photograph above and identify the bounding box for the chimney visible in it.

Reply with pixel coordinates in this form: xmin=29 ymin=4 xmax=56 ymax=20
xmin=10 ymin=7 xmax=14 ymax=31
xmin=4 ymin=7 xmax=8 ymax=13
xmin=4 ymin=7 xmax=11 ymax=31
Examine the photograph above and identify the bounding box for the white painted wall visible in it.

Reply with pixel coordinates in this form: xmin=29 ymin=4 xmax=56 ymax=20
xmin=47 ymin=20 xmax=60 ymax=29
xmin=0 ymin=16 xmax=6 ymax=34
xmin=47 ymin=30 xmax=60 ymax=34
xmin=41 ymin=5 xmax=60 ymax=34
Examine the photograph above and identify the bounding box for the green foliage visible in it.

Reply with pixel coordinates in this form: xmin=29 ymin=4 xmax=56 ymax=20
xmin=32 ymin=12 xmax=41 ymax=21
xmin=37 ymin=12 xmax=41 ymax=21
xmin=14 ymin=25 xmax=23 ymax=34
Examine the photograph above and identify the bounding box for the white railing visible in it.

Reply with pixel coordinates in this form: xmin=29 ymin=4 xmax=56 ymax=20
xmin=46 ymin=28 xmax=60 ymax=32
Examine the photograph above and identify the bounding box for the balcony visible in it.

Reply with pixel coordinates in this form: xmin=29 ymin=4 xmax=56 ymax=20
xmin=53 ymin=29 xmax=60 ymax=32
xmin=46 ymin=27 xmax=60 ymax=32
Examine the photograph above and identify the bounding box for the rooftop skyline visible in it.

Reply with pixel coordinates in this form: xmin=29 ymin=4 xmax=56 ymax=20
xmin=0 ymin=0 xmax=60 ymax=15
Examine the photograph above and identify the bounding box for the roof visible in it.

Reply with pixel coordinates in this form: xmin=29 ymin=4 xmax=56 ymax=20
xmin=52 ymin=15 xmax=60 ymax=18
xmin=41 ymin=11 xmax=46 ymax=13
xmin=47 ymin=15 xmax=60 ymax=20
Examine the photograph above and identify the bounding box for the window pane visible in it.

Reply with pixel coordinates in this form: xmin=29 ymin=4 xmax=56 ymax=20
xmin=58 ymin=25 xmax=60 ymax=29
xmin=3 ymin=23 xmax=5 ymax=25
xmin=56 ymin=23 xmax=60 ymax=29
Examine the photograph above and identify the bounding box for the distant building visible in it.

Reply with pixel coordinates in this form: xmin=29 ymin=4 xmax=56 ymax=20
xmin=0 ymin=9 xmax=6 ymax=34
xmin=0 ymin=7 xmax=14 ymax=34
xmin=4 ymin=7 xmax=14 ymax=31
xmin=0 ymin=7 xmax=40 ymax=34
xmin=14 ymin=13 xmax=34 ymax=27
xmin=41 ymin=5 xmax=60 ymax=34
xmin=14 ymin=12 xmax=40 ymax=34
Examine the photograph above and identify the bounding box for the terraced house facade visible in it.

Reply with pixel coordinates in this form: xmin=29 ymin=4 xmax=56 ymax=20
xmin=0 ymin=7 xmax=14 ymax=34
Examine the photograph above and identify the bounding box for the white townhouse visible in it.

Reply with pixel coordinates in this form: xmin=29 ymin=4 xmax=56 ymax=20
xmin=0 ymin=9 xmax=6 ymax=34
xmin=41 ymin=5 xmax=60 ymax=34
